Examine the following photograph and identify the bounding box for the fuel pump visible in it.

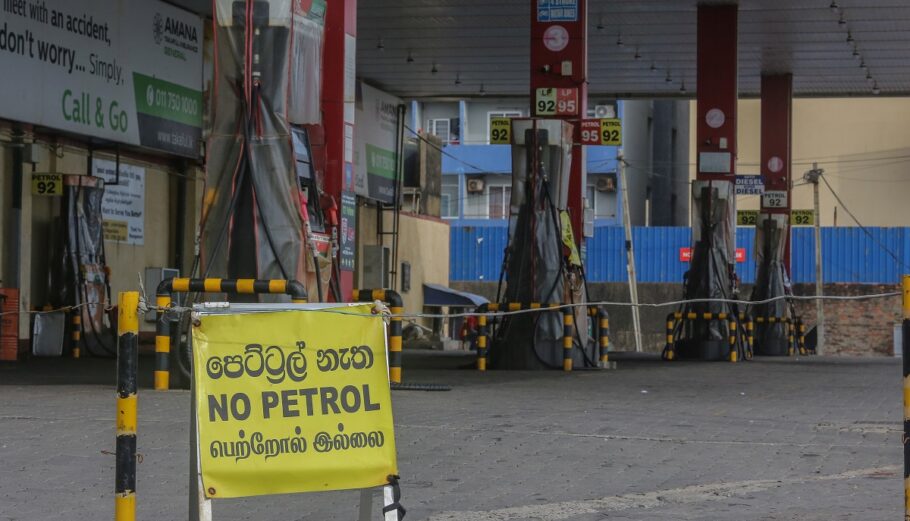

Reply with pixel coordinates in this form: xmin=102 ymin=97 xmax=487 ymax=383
xmin=488 ymin=119 xmax=595 ymax=370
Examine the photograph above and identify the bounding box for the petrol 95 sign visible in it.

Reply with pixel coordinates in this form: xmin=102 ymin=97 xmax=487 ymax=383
xmin=580 ymin=119 xmax=622 ymax=145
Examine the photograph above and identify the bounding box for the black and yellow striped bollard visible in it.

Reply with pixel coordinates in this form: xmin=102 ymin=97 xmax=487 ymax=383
xmin=476 ymin=304 xmax=490 ymax=371
xmin=798 ymin=320 xmax=808 ymax=355
xmin=354 ymin=289 xmax=404 ymax=384
xmin=155 ymin=278 xmax=308 ymax=391
xmin=115 ymin=291 xmax=139 ymax=521
xmin=71 ymin=311 xmax=81 ymax=359
xmin=746 ymin=318 xmax=754 ymax=360
xmin=663 ymin=313 xmax=677 ymax=361
xmin=562 ymin=307 xmax=574 ymax=372
xmin=788 ymin=321 xmax=796 ymax=356
xmin=589 ymin=306 xmax=610 ymax=366
xmin=728 ymin=317 xmax=738 ymax=363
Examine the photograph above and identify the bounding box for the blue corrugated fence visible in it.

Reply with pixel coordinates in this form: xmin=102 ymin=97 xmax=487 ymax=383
xmin=449 ymin=225 xmax=910 ymax=284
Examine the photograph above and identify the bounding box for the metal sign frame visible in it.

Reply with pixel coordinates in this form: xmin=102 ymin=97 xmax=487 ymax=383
xmin=187 ymin=302 xmax=401 ymax=521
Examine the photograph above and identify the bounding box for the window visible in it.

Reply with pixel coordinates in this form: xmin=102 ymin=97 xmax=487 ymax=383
xmin=586 ymin=185 xmax=597 ymax=216
xmin=488 ymin=185 xmax=511 ymax=219
xmin=487 ymin=111 xmax=523 ymax=144
xmin=464 ymin=189 xmax=488 ymax=218
xmin=441 ymin=178 xmax=459 ymax=219
xmin=588 ymin=174 xmax=618 ymax=219
xmin=426 ymin=119 xmax=451 ymax=143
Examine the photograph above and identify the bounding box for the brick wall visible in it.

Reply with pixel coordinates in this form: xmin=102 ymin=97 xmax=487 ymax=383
xmin=789 ymin=283 xmax=900 ymax=356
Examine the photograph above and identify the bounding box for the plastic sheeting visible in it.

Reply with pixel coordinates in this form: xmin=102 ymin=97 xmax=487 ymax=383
xmin=683 ymin=180 xmax=737 ymax=342
xmin=491 ymin=122 xmax=592 ymax=370
xmin=203 ymin=0 xmax=324 ymax=293
xmin=50 ymin=175 xmax=114 ymax=356
xmin=288 ymin=1 xmax=325 ymax=124
xmin=751 ymin=213 xmax=790 ymax=355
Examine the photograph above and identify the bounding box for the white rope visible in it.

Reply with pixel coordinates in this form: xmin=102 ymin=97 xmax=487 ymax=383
xmin=128 ymin=291 xmax=900 ymax=321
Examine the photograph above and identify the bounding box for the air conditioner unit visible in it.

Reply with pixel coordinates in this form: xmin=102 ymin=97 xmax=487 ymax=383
xmin=594 ymin=104 xmax=615 ymax=119
xmin=466 ymin=178 xmax=485 ymax=193
xmin=595 ymin=176 xmax=616 ymax=193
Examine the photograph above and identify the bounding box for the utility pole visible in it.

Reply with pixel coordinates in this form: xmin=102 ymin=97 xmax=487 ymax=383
xmin=618 ymin=151 xmax=643 ymax=352
xmin=804 ymin=163 xmax=825 ymax=355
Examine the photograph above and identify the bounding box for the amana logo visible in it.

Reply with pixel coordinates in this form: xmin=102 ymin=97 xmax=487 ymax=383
xmin=153 ymin=13 xmax=163 ymax=45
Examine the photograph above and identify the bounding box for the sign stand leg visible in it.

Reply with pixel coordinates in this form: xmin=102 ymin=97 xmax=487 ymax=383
xmin=189 ymin=372 xmax=212 ymax=521
xmin=383 ymin=485 xmax=400 ymax=521
xmin=358 ymin=489 xmax=374 ymax=521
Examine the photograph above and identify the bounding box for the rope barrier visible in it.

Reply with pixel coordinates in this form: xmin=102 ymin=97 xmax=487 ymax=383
xmin=141 ymin=292 xmax=896 ymax=321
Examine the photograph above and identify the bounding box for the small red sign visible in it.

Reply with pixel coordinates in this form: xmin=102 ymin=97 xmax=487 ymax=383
xmin=580 ymin=119 xmax=601 ymax=145
xmin=680 ymin=247 xmax=747 ymax=263
xmin=556 ymin=88 xmax=578 ymax=116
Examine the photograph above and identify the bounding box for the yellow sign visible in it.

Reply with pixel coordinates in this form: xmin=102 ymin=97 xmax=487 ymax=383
xmin=737 ymin=210 xmax=759 ymax=226
xmin=31 ymin=173 xmax=63 ymax=196
xmin=600 ymin=119 xmax=622 ymax=145
xmin=102 ymin=220 xmax=129 ymax=241
xmin=192 ymin=305 xmax=397 ymax=499
xmin=535 ymin=88 xmax=557 ymax=116
xmin=790 ymin=209 xmax=815 ymax=226
xmin=489 ymin=117 xmax=511 ymax=144
xmin=560 ymin=210 xmax=581 ymax=267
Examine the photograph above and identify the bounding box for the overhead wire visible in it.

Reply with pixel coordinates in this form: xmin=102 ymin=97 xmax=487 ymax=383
xmin=818 ymin=174 xmax=909 ymax=270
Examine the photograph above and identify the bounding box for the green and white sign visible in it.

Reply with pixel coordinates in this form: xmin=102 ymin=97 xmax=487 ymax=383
xmin=355 ymin=81 xmax=400 ymax=203
xmin=0 ymin=0 xmax=203 ymax=157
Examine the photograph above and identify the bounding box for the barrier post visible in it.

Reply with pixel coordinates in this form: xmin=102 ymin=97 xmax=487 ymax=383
xmin=154 ymin=288 xmax=173 ymax=391
xmin=902 ymin=274 xmax=910 ymax=519
xmin=798 ymin=320 xmax=808 ymax=355
xmin=562 ymin=308 xmax=573 ymax=372
xmin=728 ymin=318 xmax=738 ymax=363
xmin=115 ymin=291 xmax=139 ymax=521
xmin=476 ymin=304 xmax=488 ymax=371
xmin=787 ymin=321 xmax=796 ymax=356
xmin=155 ymin=278 xmax=308 ymax=391
xmin=663 ymin=313 xmax=676 ymax=361
xmin=746 ymin=318 xmax=754 ymax=360
xmin=354 ymin=289 xmax=404 ymax=384
xmin=71 ymin=311 xmax=81 ymax=359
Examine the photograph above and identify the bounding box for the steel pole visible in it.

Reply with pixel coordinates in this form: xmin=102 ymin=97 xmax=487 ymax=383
xmin=619 ymin=153 xmax=643 ymax=352
xmin=811 ymin=164 xmax=825 ymax=355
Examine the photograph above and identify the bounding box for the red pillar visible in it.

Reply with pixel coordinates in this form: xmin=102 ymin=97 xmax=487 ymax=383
xmin=322 ymin=0 xmax=356 ymax=300
xmin=529 ymin=0 xmax=587 ymax=246
xmin=760 ymin=73 xmax=793 ymax=272
xmin=696 ymin=4 xmax=738 ymax=182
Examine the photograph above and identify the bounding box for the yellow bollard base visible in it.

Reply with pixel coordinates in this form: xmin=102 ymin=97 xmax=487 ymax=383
xmin=115 ymin=492 xmax=136 ymax=521
xmin=389 ymin=367 xmax=402 ymax=384
xmin=153 ymin=371 xmax=169 ymax=391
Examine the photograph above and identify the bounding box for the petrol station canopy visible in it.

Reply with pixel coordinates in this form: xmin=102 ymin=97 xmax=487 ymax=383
xmin=174 ymin=0 xmax=910 ymax=98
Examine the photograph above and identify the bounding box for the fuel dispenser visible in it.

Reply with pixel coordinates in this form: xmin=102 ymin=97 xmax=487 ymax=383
xmin=488 ymin=119 xmax=596 ymax=370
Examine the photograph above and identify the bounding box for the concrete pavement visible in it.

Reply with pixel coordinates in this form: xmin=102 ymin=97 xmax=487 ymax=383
xmin=0 ymin=353 xmax=901 ymax=520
